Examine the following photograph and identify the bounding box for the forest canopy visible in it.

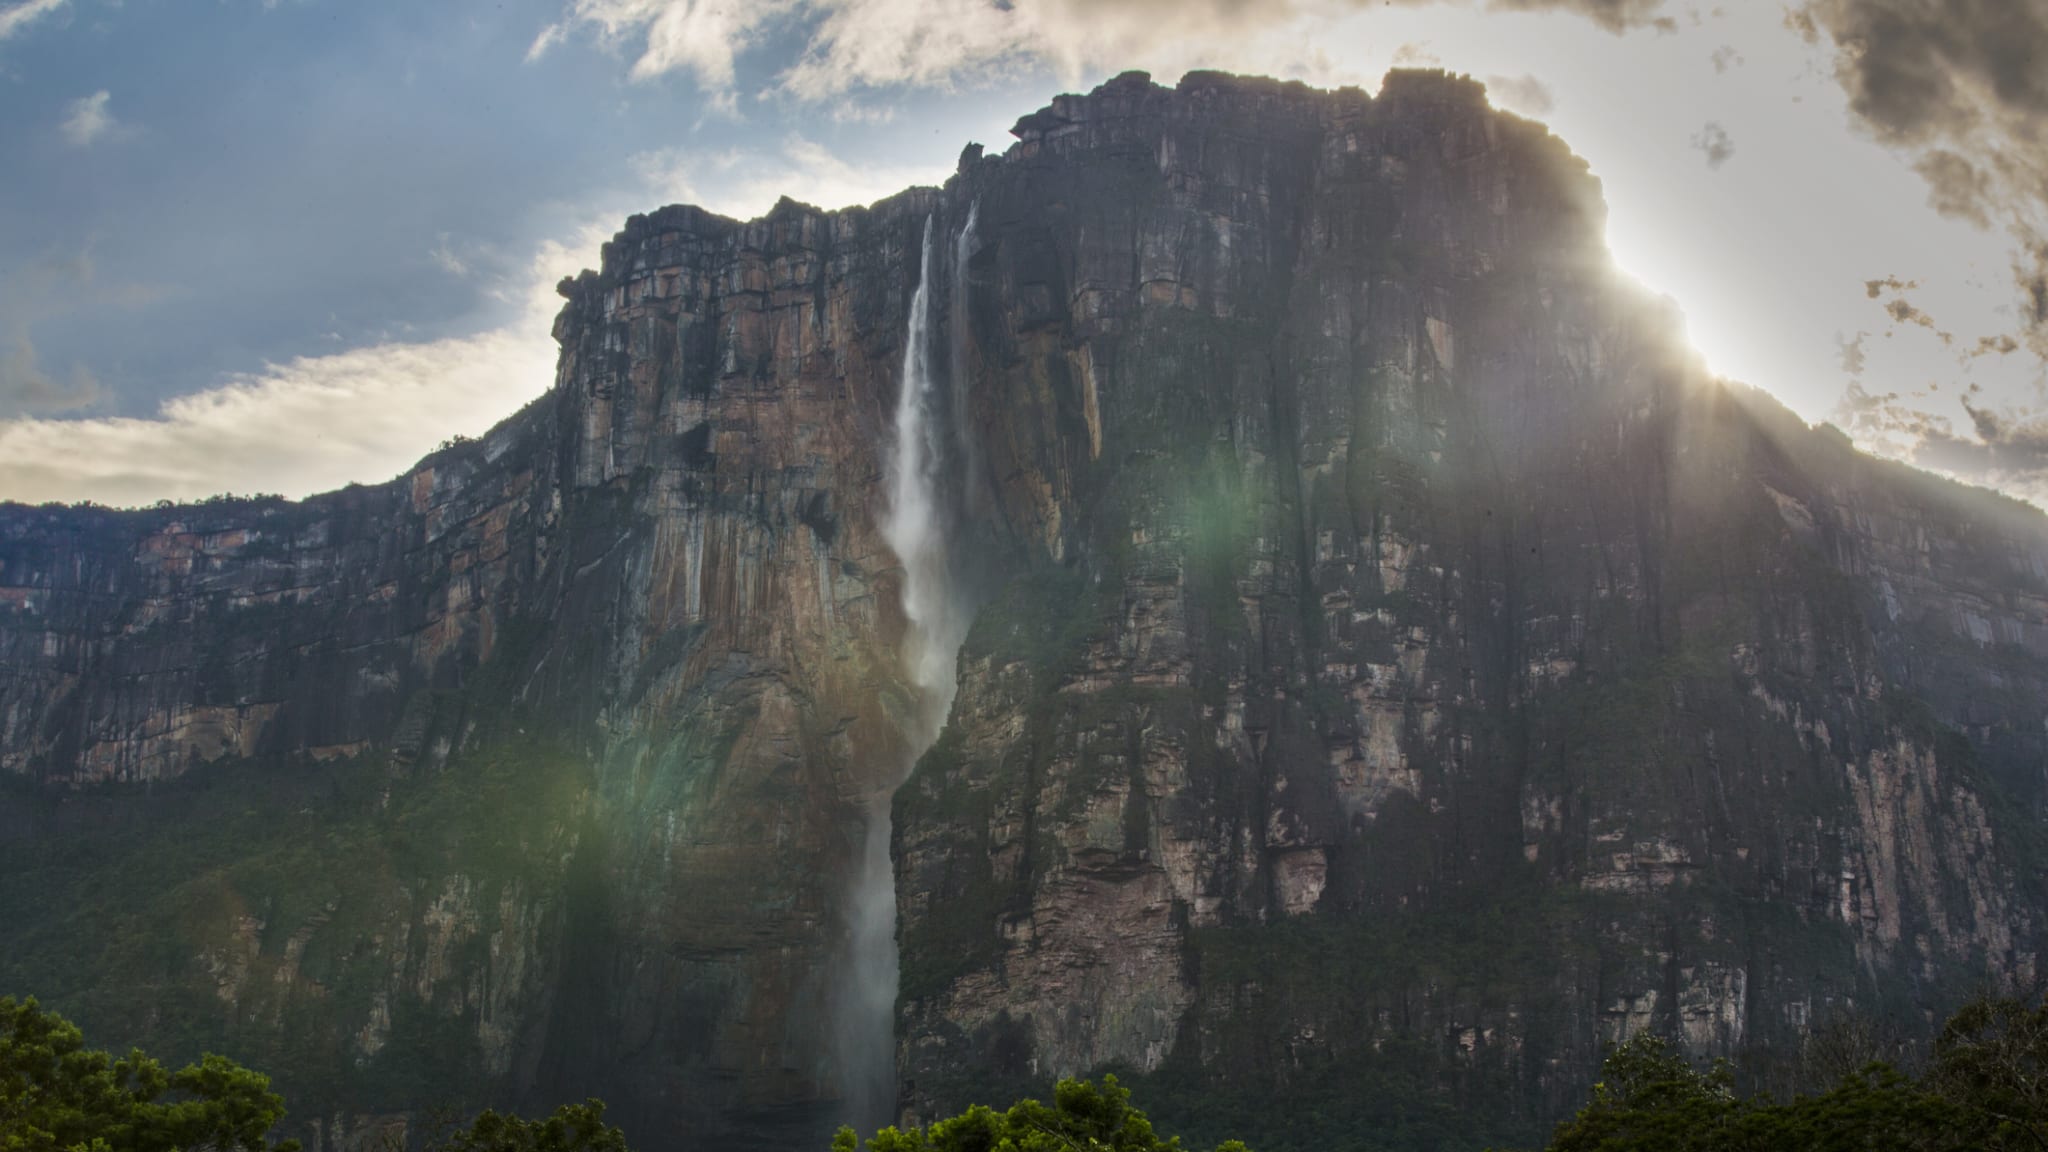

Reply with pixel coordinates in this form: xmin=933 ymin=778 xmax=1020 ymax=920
xmin=8 ymin=992 xmax=2048 ymax=1152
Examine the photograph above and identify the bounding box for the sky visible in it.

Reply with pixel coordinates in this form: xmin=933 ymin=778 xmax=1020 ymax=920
xmin=2 ymin=0 xmax=2045 ymax=506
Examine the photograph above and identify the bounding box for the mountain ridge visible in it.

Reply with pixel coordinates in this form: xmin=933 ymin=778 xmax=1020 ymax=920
xmin=1 ymin=67 xmax=2044 ymax=1152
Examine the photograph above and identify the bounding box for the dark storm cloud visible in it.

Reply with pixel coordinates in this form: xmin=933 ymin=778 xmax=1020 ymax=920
xmin=1794 ymin=0 xmax=2048 ymax=149
xmin=1795 ymin=0 xmax=2048 ymax=356
xmin=1913 ymin=149 xmax=1995 ymax=229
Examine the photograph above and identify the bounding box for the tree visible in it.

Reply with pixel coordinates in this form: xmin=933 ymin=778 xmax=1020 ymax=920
xmin=1543 ymin=1022 xmax=1988 ymax=1151
xmin=0 ymin=996 xmax=300 ymax=1152
xmin=1544 ymin=1034 xmax=1743 ymax=1152
xmin=1927 ymin=994 xmax=2048 ymax=1150
xmin=416 ymin=1101 xmax=630 ymax=1152
xmin=1754 ymin=1064 xmax=1964 ymax=1152
xmin=1795 ymin=1006 xmax=1916 ymax=1094
xmin=832 ymin=1075 xmax=1249 ymax=1152
xmin=2 ymin=996 xmax=639 ymax=1152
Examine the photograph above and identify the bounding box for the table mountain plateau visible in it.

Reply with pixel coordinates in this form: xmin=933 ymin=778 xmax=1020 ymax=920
xmin=2 ymin=69 xmax=2044 ymax=1152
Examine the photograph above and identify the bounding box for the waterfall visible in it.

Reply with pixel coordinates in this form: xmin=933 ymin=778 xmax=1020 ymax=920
xmin=839 ymin=213 xmax=976 ymax=1133
xmin=884 ymin=214 xmax=971 ymax=728
xmin=950 ymin=202 xmax=983 ymax=518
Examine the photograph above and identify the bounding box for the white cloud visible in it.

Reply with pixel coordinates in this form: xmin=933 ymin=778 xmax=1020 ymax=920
xmin=535 ymin=0 xmax=1341 ymax=97
xmin=631 ymin=134 xmax=949 ymax=219
xmin=1484 ymin=72 xmax=1555 ymax=115
xmin=0 ymin=132 xmax=945 ymax=508
xmin=12 ymin=1 xmax=2037 ymax=509
xmin=0 ymin=328 xmax=549 ymax=506
xmin=0 ymin=228 xmax=603 ymax=506
xmin=782 ymin=0 xmax=1314 ymax=99
xmin=429 ymin=234 xmax=470 ymax=277
xmin=525 ymin=20 xmax=566 ymax=62
xmin=60 ymin=90 xmax=115 ymax=148
xmin=0 ymin=0 xmax=66 ymax=42
xmin=536 ymin=0 xmax=798 ymax=89
xmin=531 ymin=0 xmax=1686 ymax=101
xmin=532 ymin=0 xmax=2048 ymax=511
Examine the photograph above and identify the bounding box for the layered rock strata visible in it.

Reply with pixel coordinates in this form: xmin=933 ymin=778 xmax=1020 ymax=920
xmin=889 ymin=70 xmax=2048 ymax=1145
xmin=0 ymin=69 xmax=2043 ymax=1152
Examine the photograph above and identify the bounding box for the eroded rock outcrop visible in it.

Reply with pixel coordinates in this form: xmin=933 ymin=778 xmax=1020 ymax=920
xmin=3 ymin=187 xmax=955 ymax=1151
xmin=1 ymin=69 xmax=2044 ymax=1152
xmin=888 ymin=70 xmax=2048 ymax=1147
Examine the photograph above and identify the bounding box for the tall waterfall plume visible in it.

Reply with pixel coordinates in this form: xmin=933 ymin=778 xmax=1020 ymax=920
xmin=839 ymin=212 xmax=978 ymax=1133
xmin=949 ymin=202 xmax=984 ymax=519
xmin=884 ymin=214 xmax=973 ymax=731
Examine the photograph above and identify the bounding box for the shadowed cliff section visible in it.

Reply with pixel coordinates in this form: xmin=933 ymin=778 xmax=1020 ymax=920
xmin=2 ymin=183 xmax=959 ymax=1150
xmin=889 ymin=68 xmax=2048 ymax=1151
xmin=0 ymin=68 xmax=2045 ymax=1152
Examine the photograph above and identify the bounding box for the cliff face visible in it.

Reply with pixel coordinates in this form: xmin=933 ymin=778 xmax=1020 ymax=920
xmin=893 ymin=71 xmax=2048 ymax=1148
xmin=2 ymin=197 xmax=944 ymax=1147
xmin=1 ymin=69 xmax=2045 ymax=1152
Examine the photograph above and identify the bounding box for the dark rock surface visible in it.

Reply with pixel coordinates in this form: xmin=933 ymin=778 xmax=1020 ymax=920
xmin=894 ymin=69 xmax=2048 ymax=1150
xmin=1 ymin=69 xmax=2044 ymax=1152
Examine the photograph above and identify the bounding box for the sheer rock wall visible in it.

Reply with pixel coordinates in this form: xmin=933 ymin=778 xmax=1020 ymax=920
xmin=2 ymin=70 xmax=2044 ymax=1151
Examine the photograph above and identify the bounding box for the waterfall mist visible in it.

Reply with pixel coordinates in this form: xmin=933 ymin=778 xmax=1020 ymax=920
xmin=950 ymin=203 xmax=985 ymax=520
xmin=885 ymin=215 xmax=974 ymax=731
xmin=837 ymin=211 xmax=982 ymax=1134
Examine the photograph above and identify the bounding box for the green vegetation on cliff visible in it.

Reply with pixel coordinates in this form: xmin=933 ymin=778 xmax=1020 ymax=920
xmin=845 ymin=996 xmax=2048 ymax=1152
xmin=1546 ymin=993 xmax=2048 ymax=1151
xmin=414 ymin=1100 xmax=630 ymax=1152
xmin=0 ymin=997 xmax=631 ymax=1152
xmin=833 ymin=1075 xmax=1247 ymax=1152
xmin=0 ymin=995 xmax=299 ymax=1152
xmin=0 ymin=735 xmax=598 ymax=1124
